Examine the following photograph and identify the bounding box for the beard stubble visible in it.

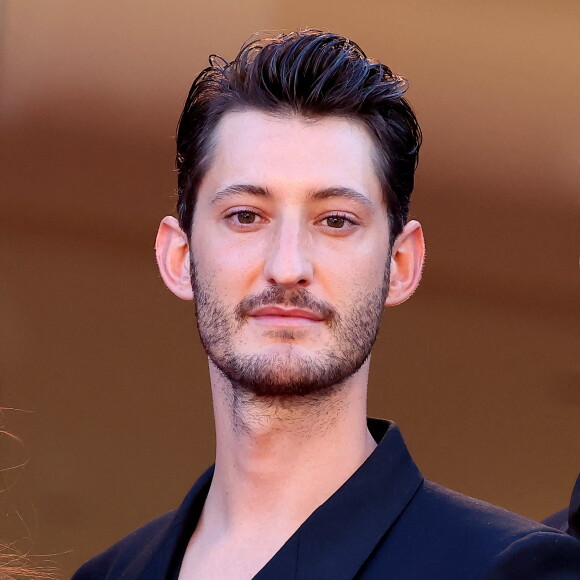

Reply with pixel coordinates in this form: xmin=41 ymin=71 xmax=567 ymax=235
xmin=190 ymin=255 xmax=390 ymax=399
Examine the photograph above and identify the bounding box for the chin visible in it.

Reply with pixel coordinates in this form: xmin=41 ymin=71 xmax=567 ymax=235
xmin=214 ymin=349 xmax=356 ymax=399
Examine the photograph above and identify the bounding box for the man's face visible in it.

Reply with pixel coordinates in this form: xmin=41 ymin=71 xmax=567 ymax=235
xmin=189 ymin=110 xmax=392 ymax=397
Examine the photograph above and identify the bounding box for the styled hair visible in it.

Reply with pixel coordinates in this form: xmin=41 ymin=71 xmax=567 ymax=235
xmin=176 ymin=29 xmax=422 ymax=245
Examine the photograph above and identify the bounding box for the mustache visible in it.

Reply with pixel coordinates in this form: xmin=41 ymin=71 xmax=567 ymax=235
xmin=234 ymin=286 xmax=337 ymax=325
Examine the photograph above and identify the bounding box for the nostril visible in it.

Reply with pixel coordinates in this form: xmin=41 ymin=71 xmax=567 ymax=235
xmin=267 ymin=277 xmax=310 ymax=288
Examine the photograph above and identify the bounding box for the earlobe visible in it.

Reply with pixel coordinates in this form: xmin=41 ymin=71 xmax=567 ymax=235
xmin=385 ymin=220 xmax=425 ymax=307
xmin=155 ymin=216 xmax=194 ymax=301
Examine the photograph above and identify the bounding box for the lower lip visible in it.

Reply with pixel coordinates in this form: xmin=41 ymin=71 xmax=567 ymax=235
xmin=250 ymin=315 xmax=322 ymax=327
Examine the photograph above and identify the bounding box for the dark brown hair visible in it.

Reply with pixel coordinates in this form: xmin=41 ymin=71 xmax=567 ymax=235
xmin=176 ymin=29 xmax=422 ymax=245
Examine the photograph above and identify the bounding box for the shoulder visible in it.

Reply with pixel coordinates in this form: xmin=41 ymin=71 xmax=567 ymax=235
xmin=71 ymin=465 xmax=214 ymax=579
xmin=481 ymin=528 xmax=580 ymax=579
xmin=419 ymin=481 xmax=580 ymax=577
xmin=72 ymin=510 xmax=176 ymax=580
xmin=417 ymin=479 xmax=573 ymax=540
xmin=369 ymin=479 xmax=580 ymax=579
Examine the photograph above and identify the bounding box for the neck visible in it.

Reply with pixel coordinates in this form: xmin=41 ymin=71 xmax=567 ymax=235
xmin=203 ymin=358 xmax=376 ymax=534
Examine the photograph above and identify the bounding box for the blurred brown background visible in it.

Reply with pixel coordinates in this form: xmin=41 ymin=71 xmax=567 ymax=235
xmin=0 ymin=0 xmax=578 ymax=576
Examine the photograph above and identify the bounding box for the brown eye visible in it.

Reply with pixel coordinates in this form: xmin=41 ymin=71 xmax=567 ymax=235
xmin=237 ymin=211 xmax=256 ymax=224
xmin=326 ymin=216 xmax=345 ymax=228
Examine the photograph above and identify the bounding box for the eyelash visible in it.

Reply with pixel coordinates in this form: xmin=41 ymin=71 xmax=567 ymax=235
xmin=319 ymin=212 xmax=358 ymax=230
xmin=224 ymin=209 xmax=267 ymax=227
xmin=224 ymin=209 xmax=359 ymax=231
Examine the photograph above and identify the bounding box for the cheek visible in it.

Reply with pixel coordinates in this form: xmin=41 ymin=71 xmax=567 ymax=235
xmin=361 ymin=232 xmax=392 ymax=276
xmin=192 ymin=234 xmax=264 ymax=296
xmin=339 ymin=265 xmax=386 ymax=301
xmin=321 ymin=238 xmax=389 ymax=287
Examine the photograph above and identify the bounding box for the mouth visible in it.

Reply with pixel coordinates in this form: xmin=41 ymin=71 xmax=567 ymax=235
xmin=249 ymin=306 xmax=325 ymax=326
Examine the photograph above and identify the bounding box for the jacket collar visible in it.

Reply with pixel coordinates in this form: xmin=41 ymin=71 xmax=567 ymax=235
xmin=254 ymin=419 xmax=423 ymax=580
xmin=132 ymin=419 xmax=423 ymax=579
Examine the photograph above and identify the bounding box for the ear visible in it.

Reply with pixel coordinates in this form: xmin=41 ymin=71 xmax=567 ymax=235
xmin=385 ymin=220 xmax=425 ymax=306
xmin=155 ymin=216 xmax=194 ymax=301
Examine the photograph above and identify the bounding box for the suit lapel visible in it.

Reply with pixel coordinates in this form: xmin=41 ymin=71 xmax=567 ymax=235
xmin=254 ymin=420 xmax=423 ymax=580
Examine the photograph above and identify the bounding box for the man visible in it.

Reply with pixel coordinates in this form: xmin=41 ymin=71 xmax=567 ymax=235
xmin=73 ymin=30 xmax=580 ymax=579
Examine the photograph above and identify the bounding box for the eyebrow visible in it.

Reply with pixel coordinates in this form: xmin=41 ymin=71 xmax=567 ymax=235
xmin=210 ymin=184 xmax=376 ymax=211
xmin=309 ymin=187 xmax=376 ymax=211
xmin=210 ymin=184 xmax=271 ymax=205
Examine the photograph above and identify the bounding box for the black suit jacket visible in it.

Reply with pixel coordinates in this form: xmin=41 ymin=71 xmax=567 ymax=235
xmin=73 ymin=420 xmax=580 ymax=579
xmin=543 ymin=474 xmax=580 ymax=541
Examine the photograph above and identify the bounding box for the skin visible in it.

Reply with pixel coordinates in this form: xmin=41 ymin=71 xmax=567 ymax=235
xmin=156 ymin=110 xmax=425 ymax=579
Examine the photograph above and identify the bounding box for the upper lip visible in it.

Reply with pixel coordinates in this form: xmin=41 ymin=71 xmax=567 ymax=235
xmin=249 ymin=306 xmax=324 ymax=321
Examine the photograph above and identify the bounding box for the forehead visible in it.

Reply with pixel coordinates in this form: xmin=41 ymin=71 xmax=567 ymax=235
xmin=199 ymin=110 xmax=383 ymax=205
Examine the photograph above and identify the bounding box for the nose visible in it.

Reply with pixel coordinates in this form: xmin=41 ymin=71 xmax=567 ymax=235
xmin=263 ymin=219 xmax=313 ymax=289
